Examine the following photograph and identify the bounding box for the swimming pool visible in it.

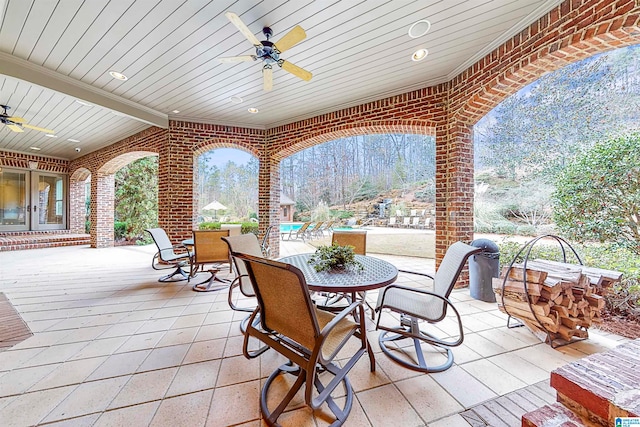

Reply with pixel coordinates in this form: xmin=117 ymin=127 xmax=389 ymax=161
xmin=280 ymin=223 xmax=302 ymax=232
xmin=279 ymin=223 xmax=355 ymax=232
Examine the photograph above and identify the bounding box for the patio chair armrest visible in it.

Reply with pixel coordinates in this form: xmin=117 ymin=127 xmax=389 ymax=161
xmin=397 ymin=269 xmax=434 ymax=280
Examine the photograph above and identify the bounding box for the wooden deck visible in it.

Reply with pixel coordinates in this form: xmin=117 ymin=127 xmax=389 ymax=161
xmin=461 ymin=381 xmax=557 ymax=426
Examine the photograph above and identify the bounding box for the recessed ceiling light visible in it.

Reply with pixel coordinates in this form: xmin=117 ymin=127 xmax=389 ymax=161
xmin=248 ymin=107 xmax=259 ymax=114
xmin=75 ymin=100 xmax=92 ymax=107
xmin=171 ymin=110 xmax=180 ymax=114
xmin=411 ymin=48 xmax=428 ymax=62
xmin=408 ymin=20 xmax=431 ymax=38
xmin=29 ymin=146 xmax=41 ymax=151
xmin=68 ymin=138 xmax=80 ymax=143
xmin=109 ymin=71 xmax=128 ymax=81
xmin=230 ymin=96 xmax=243 ymax=104
xmin=45 ymin=134 xmax=58 ymax=138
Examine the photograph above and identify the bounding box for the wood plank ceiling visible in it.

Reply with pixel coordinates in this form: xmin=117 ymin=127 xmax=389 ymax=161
xmin=0 ymin=0 xmax=563 ymax=160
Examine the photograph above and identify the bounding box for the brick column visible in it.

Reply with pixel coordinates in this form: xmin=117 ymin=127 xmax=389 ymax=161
xmin=259 ymin=152 xmax=281 ymax=257
xmin=91 ymin=172 xmax=114 ymax=248
xmin=436 ymin=120 xmax=475 ymax=284
xmin=158 ymin=131 xmax=194 ymax=243
xmin=68 ymin=177 xmax=86 ymax=234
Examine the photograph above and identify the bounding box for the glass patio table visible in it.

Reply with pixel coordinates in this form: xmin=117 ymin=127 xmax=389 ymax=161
xmin=278 ymin=253 xmax=398 ymax=370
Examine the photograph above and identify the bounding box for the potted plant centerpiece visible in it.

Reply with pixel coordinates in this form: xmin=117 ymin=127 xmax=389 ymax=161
xmin=308 ymin=243 xmax=364 ymax=273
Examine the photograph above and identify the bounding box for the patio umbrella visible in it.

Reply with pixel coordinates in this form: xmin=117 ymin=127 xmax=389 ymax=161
xmin=203 ymin=200 xmax=227 ymax=219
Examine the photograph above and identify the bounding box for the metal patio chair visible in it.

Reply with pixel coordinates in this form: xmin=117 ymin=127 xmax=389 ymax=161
xmin=236 ymin=253 xmax=368 ymax=426
xmin=189 ymin=229 xmax=230 ymax=292
xmin=375 ymin=241 xmax=481 ymax=373
xmin=145 ymin=228 xmax=190 ymax=282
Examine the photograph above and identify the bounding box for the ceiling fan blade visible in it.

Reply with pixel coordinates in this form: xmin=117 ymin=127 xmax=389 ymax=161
xmin=6 ymin=124 xmax=24 ymax=133
xmin=280 ymin=60 xmax=312 ymax=81
xmin=225 ymin=12 xmax=262 ymax=47
xmin=8 ymin=116 xmax=26 ymax=123
xmin=21 ymin=123 xmax=55 ymax=133
xmin=273 ymin=25 xmax=306 ymax=53
xmin=219 ymin=55 xmax=257 ymax=63
xmin=263 ymin=66 xmax=273 ymax=91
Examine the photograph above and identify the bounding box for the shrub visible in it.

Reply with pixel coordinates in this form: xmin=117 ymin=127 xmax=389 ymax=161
xmin=198 ymin=221 xmax=259 ymax=235
xmin=114 ymin=221 xmax=128 ymax=240
xmin=553 ymin=132 xmax=640 ymax=254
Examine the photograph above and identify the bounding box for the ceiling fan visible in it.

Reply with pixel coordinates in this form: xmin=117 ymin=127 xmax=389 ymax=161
xmin=219 ymin=12 xmax=312 ymax=91
xmin=1 ymin=105 xmax=55 ymax=134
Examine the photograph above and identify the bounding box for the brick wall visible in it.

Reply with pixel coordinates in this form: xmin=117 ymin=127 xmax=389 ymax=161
xmin=7 ymin=0 xmax=640 ymax=267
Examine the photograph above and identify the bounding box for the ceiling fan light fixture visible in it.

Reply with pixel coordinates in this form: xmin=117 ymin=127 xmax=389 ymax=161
xmin=247 ymin=107 xmax=259 ymax=114
xmin=109 ymin=71 xmax=128 ymax=81
xmin=230 ymin=96 xmax=243 ymax=104
xmin=171 ymin=110 xmax=180 ymax=114
xmin=408 ymin=20 xmax=431 ymax=38
xmin=411 ymin=48 xmax=428 ymax=62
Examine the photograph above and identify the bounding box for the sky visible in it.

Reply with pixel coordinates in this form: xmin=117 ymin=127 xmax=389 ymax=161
xmin=207 ymin=148 xmax=253 ymax=167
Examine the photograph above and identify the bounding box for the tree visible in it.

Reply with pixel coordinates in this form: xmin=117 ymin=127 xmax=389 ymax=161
xmin=114 ymin=156 xmax=158 ymax=239
xmin=553 ymin=133 xmax=640 ymax=254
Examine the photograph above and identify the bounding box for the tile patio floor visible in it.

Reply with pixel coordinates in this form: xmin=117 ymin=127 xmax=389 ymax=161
xmin=0 ymin=239 xmax=629 ymax=426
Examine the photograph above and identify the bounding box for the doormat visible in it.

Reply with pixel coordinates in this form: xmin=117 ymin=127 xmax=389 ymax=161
xmin=0 ymin=293 xmax=32 ymax=350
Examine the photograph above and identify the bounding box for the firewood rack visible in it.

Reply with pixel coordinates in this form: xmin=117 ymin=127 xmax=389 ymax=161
xmin=500 ymin=234 xmax=589 ymax=348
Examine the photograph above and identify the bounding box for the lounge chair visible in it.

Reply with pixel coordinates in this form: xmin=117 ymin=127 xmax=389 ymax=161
xmin=283 ymin=221 xmax=312 ymax=241
xmin=309 ymin=221 xmax=324 ymax=238
xmin=409 ymin=216 xmax=421 ymax=228
xmin=375 ymin=242 xmax=481 ymax=372
xmin=145 ymin=228 xmax=190 ymax=282
xmin=387 ymin=216 xmax=397 ymax=227
xmin=189 ymin=230 xmax=230 ymax=292
xmin=401 ymin=217 xmax=411 ymax=228
xmin=236 ymin=253 xmax=368 ymax=426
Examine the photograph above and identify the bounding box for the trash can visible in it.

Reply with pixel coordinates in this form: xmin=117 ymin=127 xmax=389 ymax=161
xmin=469 ymin=239 xmax=500 ymax=302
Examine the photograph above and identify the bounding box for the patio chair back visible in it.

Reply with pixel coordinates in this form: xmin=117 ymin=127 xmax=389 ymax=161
xmin=433 ymin=241 xmax=479 ymax=301
xmin=221 ymin=224 xmax=242 ymax=236
xmin=332 ymin=230 xmax=367 ymax=255
xmin=192 ymin=230 xmax=229 ymax=265
xmin=222 ymin=233 xmax=263 ymax=297
xmin=146 ymin=228 xmax=183 ymax=262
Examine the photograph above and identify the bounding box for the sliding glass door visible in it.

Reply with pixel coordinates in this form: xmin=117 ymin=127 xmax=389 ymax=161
xmin=0 ymin=168 xmax=67 ymax=232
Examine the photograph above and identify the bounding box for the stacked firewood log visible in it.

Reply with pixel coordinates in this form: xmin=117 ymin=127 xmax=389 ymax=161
xmin=492 ymin=259 xmax=623 ymax=342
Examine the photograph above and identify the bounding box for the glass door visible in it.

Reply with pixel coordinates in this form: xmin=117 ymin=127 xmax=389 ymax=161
xmin=31 ymin=173 xmax=66 ymax=230
xmin=0 ymin=168 xmax=29 ymax=231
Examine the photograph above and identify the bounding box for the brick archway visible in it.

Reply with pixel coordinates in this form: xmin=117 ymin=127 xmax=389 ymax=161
xmin=452 ymin=13 xmax=640 ymax=126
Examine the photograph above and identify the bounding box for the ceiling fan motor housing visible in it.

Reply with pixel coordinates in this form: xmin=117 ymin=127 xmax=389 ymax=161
xmin=256 ymin=27 xmax=280 ymax=64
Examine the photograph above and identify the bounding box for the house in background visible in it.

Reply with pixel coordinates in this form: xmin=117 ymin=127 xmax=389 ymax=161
xmin=280 ymin=193 xmax=295 ymax=222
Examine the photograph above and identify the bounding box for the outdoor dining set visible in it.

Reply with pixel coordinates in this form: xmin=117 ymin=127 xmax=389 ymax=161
xmin=145 ymin=226 xmax=480 ymax=426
